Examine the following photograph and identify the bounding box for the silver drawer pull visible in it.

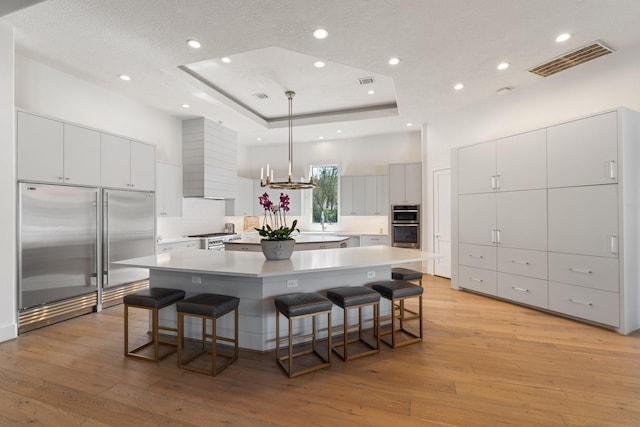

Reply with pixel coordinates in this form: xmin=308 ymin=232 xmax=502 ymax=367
xmin=511 ymin=260 xmax=530 ymax=265
xmin=569 ymin=268 xmax=593 ymax=274
xmin=569 ymin=298 xmax=593 ymax=307
xmin=468 ymin=277 xmax=484 ymax=283
xmin=468 ymin=254 xmax=484 ymax=259
xmin=512 ymin=286 xmax=529 ymax=293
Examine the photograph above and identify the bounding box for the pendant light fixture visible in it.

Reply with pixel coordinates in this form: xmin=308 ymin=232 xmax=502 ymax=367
xmin=260 ymin=91 xmax=315 ymax=189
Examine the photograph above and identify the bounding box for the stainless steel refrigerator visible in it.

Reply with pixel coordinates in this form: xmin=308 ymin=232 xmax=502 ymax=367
xmin=18 ymin=183 xmax=155 ymax=331
xmin=102 ymin=188 xmax=155 ymax=290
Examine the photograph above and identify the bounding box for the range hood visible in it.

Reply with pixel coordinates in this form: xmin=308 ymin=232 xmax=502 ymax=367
xmin=182 ymin=117 xmax=237 ymax=199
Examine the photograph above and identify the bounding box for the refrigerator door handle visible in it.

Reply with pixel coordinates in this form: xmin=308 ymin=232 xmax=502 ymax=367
xmin=103 ymin=191 xmax=109 ymax=285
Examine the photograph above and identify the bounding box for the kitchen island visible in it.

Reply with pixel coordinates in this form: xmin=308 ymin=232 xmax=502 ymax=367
xmin=224 ymin=234 xmax=350 ymax=252
xmin=117 ymin=246 xmax=438 ymax=351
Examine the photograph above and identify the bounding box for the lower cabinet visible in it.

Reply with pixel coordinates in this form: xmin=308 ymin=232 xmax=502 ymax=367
xmin=156 ymin=240 xmax=201 ymax=253
xmin=497 ymin=272 xmax=548 ymax=309
xmin=548 ymin=281 xmax=620 ymax=327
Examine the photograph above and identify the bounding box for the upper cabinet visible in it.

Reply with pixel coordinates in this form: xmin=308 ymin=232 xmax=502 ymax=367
xmin=101 ymin=135 xmax=155 ymax=191
xmin=156 ymin=162 xmax=182 ymax=217
xmin=547 ymin=111 xmax=618 ymax=188
xmin=17 ymin=112 xmax=100 ymax=186
xmin=225 ymin=177 xmax=255 ymax=216
xmin=389 ymin=163 xmax=421 ymax=204
xmin=458 ymin=129 xmax=546 ymax=195
xmin=341 ymin=175 xmax=388 ymax=216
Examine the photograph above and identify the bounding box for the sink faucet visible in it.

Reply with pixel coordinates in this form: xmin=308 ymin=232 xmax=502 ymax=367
xmin=320 ymin=211 xmax=326 ymax=232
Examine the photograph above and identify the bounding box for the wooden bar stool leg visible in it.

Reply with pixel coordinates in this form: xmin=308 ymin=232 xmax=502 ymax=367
xmin=152 ymin=307 xmax=159 ymax=362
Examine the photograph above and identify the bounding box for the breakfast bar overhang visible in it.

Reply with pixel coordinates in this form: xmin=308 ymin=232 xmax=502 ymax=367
xmin=117 ymin=246 xmax=439 ymax=351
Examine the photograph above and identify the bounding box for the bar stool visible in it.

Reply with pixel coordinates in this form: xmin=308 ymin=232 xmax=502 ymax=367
xmin=391 ymin=267 xmax=423 ymax=315
xmin=274 ymin=292 xmax=333 ymax=378
xmin=123 ymin=287 xmax=185 ymax=362
xmin=176 ymin=293 xmax=239 ymax=376
xmin=326 ymin=286 xmax=380 ymax=361
xmin=370 ymin=280 xmax=423 ymax=348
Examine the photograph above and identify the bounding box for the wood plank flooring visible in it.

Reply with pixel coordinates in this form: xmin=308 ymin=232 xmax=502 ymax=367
xmin=1 ymin=276 xmax=639 ymax=426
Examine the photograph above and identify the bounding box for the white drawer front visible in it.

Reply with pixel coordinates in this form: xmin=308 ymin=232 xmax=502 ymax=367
xmin=549 ymin=282 xmax=620 ymax=327
xmin=497 ymin=273 xmax=548 ymax=309
xmin=548 ymin=253 xmax=619 ymax=292
xmin=458 ymin=265 xmax=497 ymax=296
xmin=459 ymin=244 xmax=496 ymax=270
xmin=498 ymin=248 xmax=547 ymax=280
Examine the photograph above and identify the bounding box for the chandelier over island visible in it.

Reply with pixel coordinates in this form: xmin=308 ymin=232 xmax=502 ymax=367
xmin=260 ymin=91 xmax=316 ymax=190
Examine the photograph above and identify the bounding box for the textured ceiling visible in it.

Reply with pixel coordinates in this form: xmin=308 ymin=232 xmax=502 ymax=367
xmin=3 ymin=0 xmax=640 ymax=146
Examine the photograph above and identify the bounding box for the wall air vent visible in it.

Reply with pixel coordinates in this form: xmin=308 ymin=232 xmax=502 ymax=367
xmin=358 ymin=76 xmax=376 ymax=85
xmin=529 ymin=41 xmax=615 ymax=77
xmin=253 ymin=93 xmax=269 ymax=99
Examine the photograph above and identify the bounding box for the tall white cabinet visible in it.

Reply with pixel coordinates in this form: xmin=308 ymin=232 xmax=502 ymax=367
xmin=452 ymin=108 xmax=640 ymax=334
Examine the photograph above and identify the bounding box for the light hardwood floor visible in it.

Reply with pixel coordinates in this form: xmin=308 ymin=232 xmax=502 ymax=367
xmin=1 ymin=276 xmax=639 ymax=426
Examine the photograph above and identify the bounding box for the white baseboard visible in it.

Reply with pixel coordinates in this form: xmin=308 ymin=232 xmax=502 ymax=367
xmin=0 ymin=322 xmax=18 ymax=343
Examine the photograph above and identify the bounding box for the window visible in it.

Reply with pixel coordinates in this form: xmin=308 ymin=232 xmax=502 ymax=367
xmin=311 ymin=164 xmax=339 ymax=223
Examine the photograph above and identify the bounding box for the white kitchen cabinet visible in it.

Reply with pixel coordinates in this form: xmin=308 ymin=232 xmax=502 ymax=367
xmin=548 ymin=185 xmax=618 ymax=258
xmin=457 ymin=129 xmax=546 ymax=195
xmin=156 ymin=162 xmax=182 ymax=217
xmin=225 ymin=177 xmax=254 ymax=216
xmin=17 ymin=112 xmax=100 ymax=185
xmin=364 ymin=175 xmax=389 ymax=215
xmin=547 ymin=111 xmax=618 ymax=188
xmin=389 ymin=163 xmax=421 ymax=204
xmin=157 ymin=239 xmax=201 ymax=253
xmin=453 ymin=107 xmax=640 ymax=334
xmin=101 ymin=135 xmax=155 ymax=191
xmin=360 ymin=235 xmax=389 ymax=246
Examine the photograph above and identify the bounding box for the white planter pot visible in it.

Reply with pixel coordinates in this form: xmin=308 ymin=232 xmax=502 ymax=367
xmin=260 ymin=239 xmax=295 ymax=260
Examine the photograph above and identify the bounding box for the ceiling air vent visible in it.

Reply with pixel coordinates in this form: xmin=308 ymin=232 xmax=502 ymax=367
xmin=253 ymin=93 xmax=269 ymax=99
xmin=529 ymin=41 xmax=615 ymax=77
xmin=358 ymin=76 xmax=376 ymax=85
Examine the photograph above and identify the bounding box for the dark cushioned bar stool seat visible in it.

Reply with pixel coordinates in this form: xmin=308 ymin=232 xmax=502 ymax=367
xmin=123 ymin=287 xmax=185 ymax=362
xmin=326 ymin=286 xmax=380 ymax=361
xmin=176 ymin=293 xmax=239 ymax=376
xmin=391 ymin=267 xmax=423 ymax=315
xmin=371 ymin=280 xmax=424 ymax=348
xmin=274 ymin=292 xmax=333 ymax=377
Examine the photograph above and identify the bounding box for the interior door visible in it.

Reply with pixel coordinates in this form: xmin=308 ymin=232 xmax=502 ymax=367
xmin=433 ymin=168 xmax=451 ymax=278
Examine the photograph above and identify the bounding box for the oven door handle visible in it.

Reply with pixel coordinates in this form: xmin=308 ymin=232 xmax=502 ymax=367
xmin=393 ymin=223 xmax=419 ymax=227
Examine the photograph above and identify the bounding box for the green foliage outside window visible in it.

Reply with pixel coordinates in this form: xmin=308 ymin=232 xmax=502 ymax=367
xmin=311 ymin=165 xmax=339 ymax=223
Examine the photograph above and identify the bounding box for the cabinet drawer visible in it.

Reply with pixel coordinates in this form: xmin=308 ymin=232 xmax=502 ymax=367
xmin=498 ymin=273 xmax=548 ymax=309
xmin=361 ymin=235 xmax=389 ymax=246
xmin=498 ymin=248 xmax=547 ymax=279
xmin=458 ymin=266 xmax=497 ymax=296
xmin=157 ymin=240 xmax=201 ymax=253
xmin=548 ymin=253 xmax=618 ymax=292
xmin=549 ymin=282 xmax=619 ymax=327
xmin=459 ymin=244 xmax=496 ymax=270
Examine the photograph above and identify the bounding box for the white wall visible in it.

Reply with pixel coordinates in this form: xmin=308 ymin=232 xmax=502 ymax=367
xmin=15 ymin=55 xmax=182 ymax=163
xmin=423 ymin=45 xmax=640 ymax=274
xmin=0 ymin=23 xmax=16 ymax=341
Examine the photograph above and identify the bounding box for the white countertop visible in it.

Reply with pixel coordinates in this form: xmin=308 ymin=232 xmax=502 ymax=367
xmin=227 ymin=235 xmax=350 ymax=245
xmin=117 ymin=246 xmax=439 ymax=278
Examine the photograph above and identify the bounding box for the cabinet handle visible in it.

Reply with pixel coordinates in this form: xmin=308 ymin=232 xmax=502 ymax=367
xmin=64 ymin=177 xmax=70 ymax=180
xmin=608 ymin=161 xmax=617 ymax=180
xmin=58 ymin=176 xmax=64 ymax=180
xmin=496 ymin=229 xmax=502 ymax=244
xmin=512 ymin=286 xmax=529 ymax=293
xmin=491 ymin=175 xmax=496 ymax=190
xmin=568 ymin=267 xmax=592 ymax=274
xmin=468 ymin=254 xmax=484 ymax=259
xmin=511 ymin=260 xmax=530 ymax=265
xmin=469 ymin=277 xmax=484 ymax=283
xmin=491 ymin=229 xmax=497 ymax=244
xmin=609 ymin=235 xmax=618 ymax=254
xmin=131 ymin=184 xmax=136 ymax=187
xmin=569 ymin=298 xmax=593 ymax=307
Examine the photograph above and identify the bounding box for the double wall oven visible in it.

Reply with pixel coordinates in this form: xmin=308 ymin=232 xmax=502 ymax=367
xmin=391 ymin=204 xmax=420 ymax=249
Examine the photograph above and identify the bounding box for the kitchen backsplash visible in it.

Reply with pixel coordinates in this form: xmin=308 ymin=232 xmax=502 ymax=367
xmin=157 ymin=198 xmax=226 ymax=239
xmin=224 ymin=214 xmax=389 ymax=235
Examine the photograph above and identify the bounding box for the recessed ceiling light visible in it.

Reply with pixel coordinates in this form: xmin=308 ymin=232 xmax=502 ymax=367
xmin=454 ymin=83 xmax=464 ymax=90
xmin=367 ymin=89 xmax=376 ymax=95
xmin=556 ymin=33 xmax=571 ymax=42
xmin=318 ymin=136 xmax=324 ymax=140
xmin=388 ymin=57 xmax=400 ymax=65
xmin=314 ymin=61 xmax=326 ymax=68
xmin=257 ymin=137 xmax=262 ymax=141
xmin=221 ymin=57 xmax=231 ymax=63
xmin=406 ymin=123 xmax=413 ymax=127
xmin=336 ymin=130 xmax=343 ymax=134
xmin=186 ymin=39 xmax=201 ymax=49
xmin=118 ymin=74 xmax=131 ymax=81
xmin=497 ymin=62 xmax=510 ymax=70
xmin=313 ymin=28 xmax=328 ymax=39
xmin=181 ymin=104 xmax=190 ymax=109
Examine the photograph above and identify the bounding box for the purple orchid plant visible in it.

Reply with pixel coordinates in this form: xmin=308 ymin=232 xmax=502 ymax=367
xmin=256 ymin=192 xmax=299 ymax=240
